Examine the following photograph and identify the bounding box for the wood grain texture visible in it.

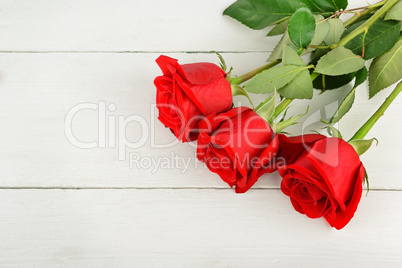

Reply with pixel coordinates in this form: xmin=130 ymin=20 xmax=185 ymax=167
xmin=0 ymin=0 xmax=377 ymax=53
xmin=0 ymin=0 xmax=275 ymax=52
xmin=0 ymin=53 xmax=400 ymax=189
xmin=1 ymin=0 xmax=402 ymax=266
xmin=0 ymin=189 xmax=401 ymax=267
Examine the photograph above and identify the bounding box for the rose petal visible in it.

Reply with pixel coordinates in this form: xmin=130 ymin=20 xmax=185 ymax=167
xmin=188 ymin=78 xmax=232 ymax=116
xmin=307 ymin=138 xmax=362 ymax=207
xmin=281 ymin=175 xmax=293 ymax=196
xmin=324 ymin=164 xmax=365 ymax=230
xmin=278 ymin=134 xmax=326 ymax=165
xmin=173 ymin=73 xmax=206 ymax=116
xmin=205 ymin=145 xmax=237 ymax=187
xmin=181 ymin=62 xmax=226 ymax=84
xmin=290 ymin=196 xmax=305 ymax=215
xmin=155 ymin=55 xmax=187 ymax=78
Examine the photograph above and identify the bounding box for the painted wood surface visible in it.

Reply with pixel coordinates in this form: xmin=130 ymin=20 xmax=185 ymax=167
xmin=0 ymin=53 xmax=400 ymax=189
xmin=0 ymin=189 xmax=401 ymax=267
xmin=0 ymin=0 xmax=401 ymax=266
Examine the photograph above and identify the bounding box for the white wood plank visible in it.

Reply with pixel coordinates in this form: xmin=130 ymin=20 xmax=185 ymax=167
xmin=0 ymin=0 xmax=376 ymax=52
xmin=0 ymin=0 xmax=275 ymax=52
xmin=0 ymin=1 xmax=400 ymax=266
xmin=0 ymin=189 xmax=401 ymax=267
xmin=0 ymin=52 xmax=401 ymax=188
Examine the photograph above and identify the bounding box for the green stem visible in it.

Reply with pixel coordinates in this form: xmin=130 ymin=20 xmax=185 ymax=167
xmin=334 ymin=0 xmax=399 ymax=48
xmin=310 ymin=72 xmax=320 ymax=82
xmin=231 ymin=59 xmax=281 ymax=85
xmin=361 ymin=28 xmax=368 ymax=58
xmin=350 ymin=81 xmax=402 ymax=141
xmin=343 ymin=0 xmax=387 ymax=27
xmin=309 ymin=45 xmax=330 ymax=49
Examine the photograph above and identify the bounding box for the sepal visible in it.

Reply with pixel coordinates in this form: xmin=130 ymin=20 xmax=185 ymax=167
xmin=211 ymin=51 xmax=227 ymax=72
xmin=364 ymin=167 xmax=370 ymax=196
xmin=348 ymin=138 xmax=378 ymax=156
xmin=231 ymin=85 xmax=254 ymax=108
xmin=271 ymin=106 xmax=309 ymax=133
xmin=321 ymin=120 xmax=342 ymax=139
xmin=255 ymin=90 xmax=277 ymax=121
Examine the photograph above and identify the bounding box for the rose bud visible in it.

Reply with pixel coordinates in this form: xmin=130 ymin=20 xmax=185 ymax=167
xmin=196 ymin=107 xmax=279 ymax=193
xmin=277 ymin=134 xmax=365 ymax=230
xmin=154 ymin=55 xmax=232 ymax=142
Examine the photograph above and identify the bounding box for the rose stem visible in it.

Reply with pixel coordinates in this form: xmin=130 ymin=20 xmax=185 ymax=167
xmin=268 ymin=72 xmax=320 ymax=122
xmin=343 ymin=0 xmax=387 ymax=27
xmin=350 ymin=81 xmax=402 ymax=141
xmin=230 ymin=59 xmax=281 ymax=85
xmin=334 ymin=0 xmax=399 ymax=48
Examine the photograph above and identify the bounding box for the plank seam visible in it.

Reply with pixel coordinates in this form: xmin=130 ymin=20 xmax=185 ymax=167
xmin=0 ymin=187 xmax=399 ymax=191
xmin=0 ymin=50 xmax=272 ymax=54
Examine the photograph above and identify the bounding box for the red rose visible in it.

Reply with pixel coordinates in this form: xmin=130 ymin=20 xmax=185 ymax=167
xmin=197 ymin=107 xmax=279 ymax=193
xmin=277 ymin=134 xmax=365 ymax=229
xmin=154 ymin=55 xmax=232 ymax=142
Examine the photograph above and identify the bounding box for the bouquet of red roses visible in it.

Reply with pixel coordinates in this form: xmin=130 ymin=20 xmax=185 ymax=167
xmin=153 ymin=0 xmax=402 ymax=229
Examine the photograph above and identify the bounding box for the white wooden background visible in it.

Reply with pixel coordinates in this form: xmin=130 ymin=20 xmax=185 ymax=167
xmin=1 ymin=0 xmax=401 ymax=267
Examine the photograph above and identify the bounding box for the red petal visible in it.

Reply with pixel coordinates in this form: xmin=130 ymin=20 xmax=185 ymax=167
xmin=181 ymin=62 xmax=226 ymax=84
xmin=307 ymin=138 xmax=362 ymax=206
xmin=277 ymin=134 xmax=326 ymax=165
xmin=155 ymin=55 xmax=186 ymax=78
xmin=324 ymin=164 xmax=365 ymax=230
xmin=188 ymin=78 xmax=232 ymax=116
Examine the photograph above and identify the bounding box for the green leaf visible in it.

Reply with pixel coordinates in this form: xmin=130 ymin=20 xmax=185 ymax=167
xmin=268 ymin=32 xmax=296 ymax=61
xmin=369 ymin=36 xmax=402 ymax=98
xmin=244 ymin=65 xmax=307 ymax=93
xmin=310 ymin=47 xmax=330 ymax=64
xmin=223 ymin=0 xmax=300 ymax=30
xmin=323 ymin=18 xmax=345 ymax=46
xmin=288 ymin=7 xmax=316 ymax=49
xmin=349 ymin=138 xmax=378 ymax=156
xmin=279 ymin=70 xmax=314 ymax=99
xmin=343 ymin=19 xmax=401 ymax=59
xmin=310 ymin=49 xmax=357 ymax=90
xmin=306 ymin=15 xmax=330 ymax=50
xmin=282 ymin=45 xmax=306 ymax=66
xmin=315 ymin=47 xmax=365 ymax=76
xmin=330 ymin=88 xmax=356 ymax=123
xmin=301 ymin=0 xmax=347 ymax=13
xmin=255 ymin=90 xmax=277 ymax=121
xmin=313 ymin=72 xmax=356 ymax=90
xmin=385 ymin=0 xmax=402 ymax=21
xmin=328 ymin=67 xmax=367 ymax=123
xmin=279 ymin=45 xmax=313 ymax=99
xmin=354 ymin=66 xmax=368 ymax=88
xmin=267 ymin=19 xmax=290 ymax=36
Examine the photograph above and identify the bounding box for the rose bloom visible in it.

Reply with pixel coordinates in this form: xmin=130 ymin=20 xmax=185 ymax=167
xmin=154 ymin=55 xmax=232 ymax=142
xmin=277 ymin=134 xmax=365 ymax=230
xmin=197 ymin=107 xmax=279 ymax=193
